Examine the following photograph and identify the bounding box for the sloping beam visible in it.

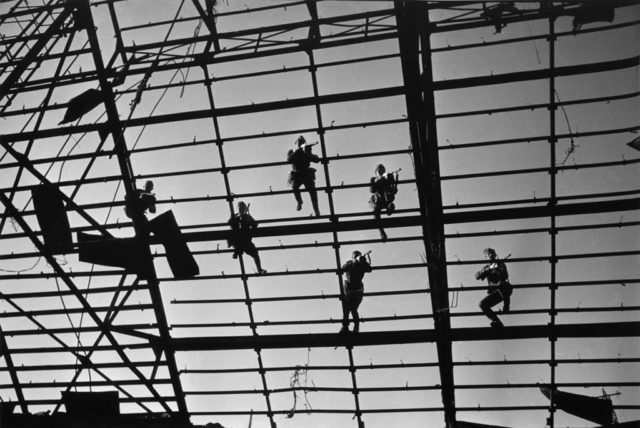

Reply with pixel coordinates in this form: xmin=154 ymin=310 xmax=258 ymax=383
xmin=0 ymin=280 xmax=154 ymax=414
xmin=191 ymin=0 xmax=220 ymax=52
xmin=0 ymin=141 xmax=114 ymax=237
xmin=0 ymin=4 xmax=73 ymax=98
xmin=0 ymin=28 xmax=77 ymax=236
xmin=170 ymin=321 xmax=640 ymax=351
xmin=0 ymin=323 xmax=27 ymax=413
xmin=0 ymin=192 xmax=172 ymax=414
xmin=74 ymin=1 xmax=188 ymax=418
xmin=305 ymin=0 xmax=321 ymax=43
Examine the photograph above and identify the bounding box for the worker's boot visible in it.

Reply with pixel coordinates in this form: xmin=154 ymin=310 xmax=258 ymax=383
xmin=490 ymin=319 xmax=504 ymax=328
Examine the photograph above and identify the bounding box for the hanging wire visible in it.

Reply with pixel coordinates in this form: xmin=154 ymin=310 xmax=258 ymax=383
xmin=179 ymin=21 xmax=202 ymax=98
xmin=526 ymin=19 xmax=542 ymax=65
xmin=52 ymin=276 xmax=84 ymax=350
xmin=555 ymin=89 xmax=579 ymax=166
xmin=0 ymin=256 xmax=41 ymax=273
xmin=75 ymin=263 xmax=95 ymax=390
xmin=286 ymin=347 xmax=315 ymax=418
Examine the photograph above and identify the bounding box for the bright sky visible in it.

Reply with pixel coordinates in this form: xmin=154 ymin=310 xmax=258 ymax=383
xmin=0 ymin=1 xmax=639 ymax=428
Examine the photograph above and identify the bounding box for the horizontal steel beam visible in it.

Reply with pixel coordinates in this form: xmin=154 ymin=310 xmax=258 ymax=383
xmin=177 ymin=356 xmax=640 ymax=375
xmin=179 ymin=197 xmax=639 ymax=242
xmin=3 ymin=54 xmax=636 ymax=143
xmin=0 ymin=198 xmax=634 ymax=253
xmin=171 ymin=321 xmax=640 ymax=351
xmin=434 ymin=55 xmax=639 ymax=91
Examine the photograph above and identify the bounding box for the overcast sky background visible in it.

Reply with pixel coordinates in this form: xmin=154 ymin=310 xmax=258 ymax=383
xmin=0 ymin=1 xmax=639 ymax=427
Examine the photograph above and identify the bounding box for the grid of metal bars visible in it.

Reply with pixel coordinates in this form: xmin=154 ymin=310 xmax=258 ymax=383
xmin=0 ymin=1 xmax=639 ymax=427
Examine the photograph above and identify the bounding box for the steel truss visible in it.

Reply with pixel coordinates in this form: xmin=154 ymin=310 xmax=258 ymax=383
xmin=0 ymin=1 xmax=639 ymax=427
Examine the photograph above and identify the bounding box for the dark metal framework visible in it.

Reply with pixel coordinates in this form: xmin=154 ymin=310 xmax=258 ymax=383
xmin=0 ymin=1 xmax=638 ymax=427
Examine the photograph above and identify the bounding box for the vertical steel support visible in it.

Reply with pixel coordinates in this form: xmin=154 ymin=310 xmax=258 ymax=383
xmin=200 ymin=66 xmax=277 ymax=428
xmin=304 ymin=1 xmax=363 ymax=420
xmin=395 ymin=2 xmax=456 ymax=427
xmin=0 ymin=323 xmax=27 ymax=413
xmin=306 ymin=32 xmax=365 ymax=424
xmin=547 ymin=13 xmax=558 ymax=428
xmin=75 ymin=0 xmax=188 ymax=418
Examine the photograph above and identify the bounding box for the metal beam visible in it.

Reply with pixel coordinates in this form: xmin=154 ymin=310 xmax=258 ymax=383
xmin=0 ymin=4 xmax=73 ymax=98
xmin=190 ymin=0 xmax=219 ymax=52
xmin=0 ymin=323 xmax=27 ymax=413
xmin=0 ymin=140 xmax=114 ymax=237
xmin=395 ymin=2 xmax=455 ymax=426
xmin=170 ymin=321 xmax=640 ymax=352
xmin=0 ymin=192 xmax=171 ymax=413
xmin=3 ymin=53 xmax=637 ymax=143
xmin=0 ymin=197 xmax=635 ymax=252
xmin=41 ymin=196 xmax=628 ymax=246
xmin=0 ymin=285 xmax=154 ymax=414
xmin=75 ymin=0 xmax=188 ymax=418
xmin=122 ymin=8 xmax=395 ymax=53
xmin=434 ymin=55 xmax=639 ymax=91
xmin=0 ymin=26 xmax=77 ymax=236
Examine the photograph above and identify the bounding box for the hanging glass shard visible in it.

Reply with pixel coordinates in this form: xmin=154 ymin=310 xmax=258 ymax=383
xmin=539 ymin=385 xmax=615 ymax=425
xmin=59 ymin=88 xmax=104 ymax=124
xmin=627 ymin=136 xmax=640 ymax=152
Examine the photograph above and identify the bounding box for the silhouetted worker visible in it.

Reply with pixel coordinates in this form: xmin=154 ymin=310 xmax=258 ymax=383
xmin=369 ymin=164 xmax=398 ymax=241
xmin=228 ymin=201 xmax=267 ymax=275
xmin=124 ymin=180 xmax=157 ymax=220
xmin=340 ymin=250 xmax=372 ymax=334
xmin=475 ymin=247 xmax=512 ymax=328
xmin=481 ymin=2 xmax=518 ymax=34
xmin=287 ymin=135 xmax=320 ymax=216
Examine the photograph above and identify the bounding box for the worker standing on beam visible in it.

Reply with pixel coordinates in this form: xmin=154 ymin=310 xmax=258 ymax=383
xmin=340 ymin=250 xmax=372 ymax=334
xmin=369 ymin=164 xmax=399 ymax=241
xmin=228 ymin=201 xmax=267 ymax=275
xmin=475 ymin=247 xmax=512 ymax=328
xmin=287 ymin=135 xmax=321 ymax=216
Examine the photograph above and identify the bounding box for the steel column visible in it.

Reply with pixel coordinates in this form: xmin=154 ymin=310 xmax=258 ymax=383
xmin=547 ymin=13 xmax=558 ymax=428
xmin=395 ymin=2 xmax=456 ymax=427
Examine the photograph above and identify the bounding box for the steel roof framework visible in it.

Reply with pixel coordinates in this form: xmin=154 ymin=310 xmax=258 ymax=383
xmin=0 ymin=1 xmax=638 ymax=427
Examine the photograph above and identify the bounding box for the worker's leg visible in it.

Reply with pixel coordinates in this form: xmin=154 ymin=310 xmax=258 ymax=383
xmin=479 ymin=291 xmax=503 ymax=324
xmin=304 ymin=178 xmax=320 ymax=216
xmin=292 ymin=181 xmax=303 ymax=211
